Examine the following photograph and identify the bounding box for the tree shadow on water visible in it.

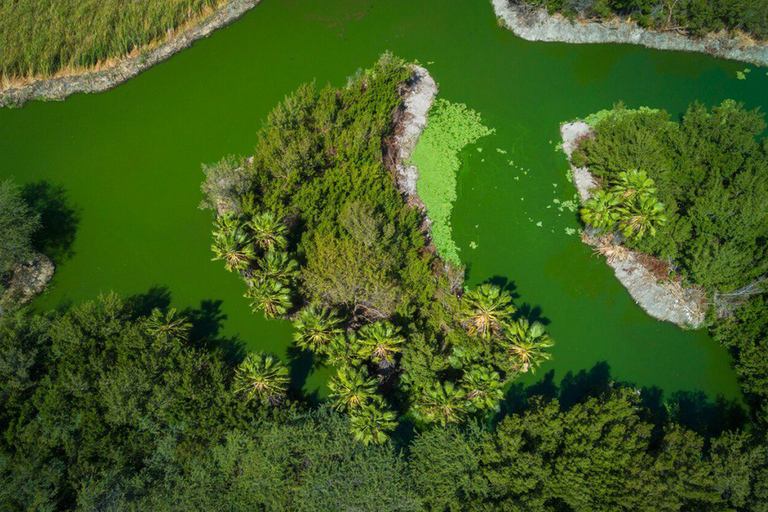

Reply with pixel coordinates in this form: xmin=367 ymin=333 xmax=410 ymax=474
xmin=126 ymin=285 xmax=172 ymax=318
xmin=21 ymin=181 xmax=80 ymax=265
xmin=286 ymin=344 xmax=316 ymax=400
xmin=495 ymin=361 xmax=746 ymax=439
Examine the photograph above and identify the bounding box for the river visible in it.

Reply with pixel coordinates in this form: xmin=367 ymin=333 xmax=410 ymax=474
xmin=2 ymin=0 xmax=766 ymax=400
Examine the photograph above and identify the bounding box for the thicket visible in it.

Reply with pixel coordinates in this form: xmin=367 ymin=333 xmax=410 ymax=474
xmin=409 ymin=99 xmax=495 ymax=264
xmin=2 ymin=295 xmax=767 ymax=510
xmin=201 ymin=55 xmax=556 ymax=443
xmin=574 ymin=101 xmax=768 ymax=295
xmin=0 ymin=0 xmax=220 ymax=77
xmin=573 ymin=101 xmax=768 ymax=429
xmin=0 ymin=180 xmax=39 ymax=279
xmin=511 ymin=0 xmax=768 ymax=39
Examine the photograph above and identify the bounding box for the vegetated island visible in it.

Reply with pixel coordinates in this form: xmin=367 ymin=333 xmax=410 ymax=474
xmin=492 ymin=0 xmax=768 ymax=67
xmin=0 ymin=0 xmax=262 ymax=108
xmin=0 ymin=181 xmax=54 ymax=310
xmin=562 ymin=101 xmax=768 ymax=426
xmin=200 ymin=54 xmax=554 ymax=443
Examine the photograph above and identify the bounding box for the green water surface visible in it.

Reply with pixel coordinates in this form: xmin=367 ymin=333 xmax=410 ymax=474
xmin=2 ymin=0 xmax=766 ymax=400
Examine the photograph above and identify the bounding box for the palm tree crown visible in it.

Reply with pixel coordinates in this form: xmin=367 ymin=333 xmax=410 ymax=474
xmin=234 ymin=351 xmax=290 ymax=405
xmin=246 ymin=279 xmax=292 ymax=318
xmin=581 ymin=189 xmax=620 ymax=232
xmin=414 ymin=381 xmax=467 ymax=426
xmin=146 ymin=307 xmax=192 ymax=341
xmin=357 ymin=321 xmax=404 ymax=367
xmin=248 ymin=211 xmax=288 ymax=251
xmin=293 ymin=306 xmax=344 ymax=355
xmin=461 ymin=284 xmax=516 ymax=340
xmin=328 ymin=366 xmax=379 ymax=412
xmin=460 ymin=365 xmax=505 ymax=412
xmin=500 ymin=318 xmax=554 ymax=374
xmin=349 ymin=404 xmax=397 ymax=445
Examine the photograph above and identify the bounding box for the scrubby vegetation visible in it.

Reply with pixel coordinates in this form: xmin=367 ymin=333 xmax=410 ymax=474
xmin=572 ymin=101 xmax=768 ymax=429
xmin=574 ymin=101 xmax=768 ymax=295
xmin=0 ymin=0 xmax=223 ymax=78
xmin=2 ymin=294 xmax=767 ymax=510
xmin=511 ymin=0 xmax=768 ymax=39
xmin=201 ymin=55 xmax=554 ymax=443
xmin=409 ymin=99 xmax=495 ymax=264
xmin=0 ymin=180 xmax=39 ymax=282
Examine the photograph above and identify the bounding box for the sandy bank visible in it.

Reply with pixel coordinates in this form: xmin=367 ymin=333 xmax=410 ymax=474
xmin=492 ymin=0 xmax=768 ymax=67
xmin=561 ymin=121 xmax=707 ymax=329
xmin=0 ymin=0 xmax=262 ymax=108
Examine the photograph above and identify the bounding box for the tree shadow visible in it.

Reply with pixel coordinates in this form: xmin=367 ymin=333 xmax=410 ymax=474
xmin=287 ymin=344 xmax=316 ymax=395
xmin=21 ymin=181 xmax=80 ymax=265
xmin=126 ymin=285 xmax=172 ymax=318
xmin=486 ymin=275 xmax=518 ymax=298
xmin=515 ymin=303 xmax=551 ymax=326
xmin=494 ymin=361 xmax=746 ymax=439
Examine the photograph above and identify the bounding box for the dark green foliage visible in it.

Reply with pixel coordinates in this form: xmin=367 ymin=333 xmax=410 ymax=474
xmin=713 ymin=293 xmax=768 ymax=427
xmin=0 ymin=180 xmax=40 ymax=277
xmin=514 ymin=0 xmax=768 ymax=39
xmin=578 ymin=101 xmax=768 ymax=293
xmin=0 ymin=0 xmax=220 ymax=77
xmin=411 ymin=389 xmax=768 ymax=511
xmin=2 ymin=296 xmax=767 ymax=510
xmin=0 ymin=294 xmax=246 ymax=510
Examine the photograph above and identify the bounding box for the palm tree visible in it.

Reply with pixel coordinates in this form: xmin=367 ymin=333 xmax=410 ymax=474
xmin=349 ymin=404 xmax=397 ymax=445
xmin=234 ymin=351 xmax=290 ymax=405
xmin=461 ymin=284 xmax=516 ymax=340
xmin=211 ymin=227 xmax=255 ymax=273
xmin=414 ymin=381 xmax=467 ymax=426
xmin=328 ymin=366 xmax=379 ymax=412
xmin=213 ymin=212 xmax=243 ymax=242
xmin=146 ymin=307 xmax=192 ymax=341
xmin=325 ymin=332 xmax=363 ymax=368
xmin=501 ymin=318 xmax=554 ymax=374
xmin=617 ymin=194 xmax=667 ymax=241
xmin=460 ymin=365 xmax=505 ymax=412
xmin=581 ymin=189 xmax=620 ymax=232
xmin=257 ymin=251 xmax=298 ymax=283
xmin=611 ymin=169 xmax=657 ymax=201
xmin=248 ymin=211 xmax=287 ymax=251
xmin=293 ymin=306 xmax=344 ymax=355
xmin=357 ymin=321 xmax=404 ymax=368
xmin=246 ymin=279 xmax=292 ymax=318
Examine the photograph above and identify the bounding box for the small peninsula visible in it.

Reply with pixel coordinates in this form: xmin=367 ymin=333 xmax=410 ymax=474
xmin=493 ymin=0 xmax=768 ymax=66
xmin=201 ymin=54 xmax=554 ymax=442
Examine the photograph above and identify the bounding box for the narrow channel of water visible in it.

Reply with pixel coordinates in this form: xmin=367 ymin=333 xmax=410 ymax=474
xmin=2 ymin=0 xmax=766 ymax=399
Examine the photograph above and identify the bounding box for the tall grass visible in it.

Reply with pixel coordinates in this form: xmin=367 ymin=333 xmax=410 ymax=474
xmin=0 ymin=0 xmax=222 ymax=78
xmin=409 ymin=99 xmax=494 ymax=264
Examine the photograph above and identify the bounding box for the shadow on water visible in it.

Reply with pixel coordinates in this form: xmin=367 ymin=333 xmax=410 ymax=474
xmin=496 ymin=361 xmax=746 ymax=440
xmin=21 ymin=181 xmax=80 ymax=265
xmin=126 ymin=286 xmax=246 ymax=363
xmin=286 ymin=344 xmax=318 ymax=401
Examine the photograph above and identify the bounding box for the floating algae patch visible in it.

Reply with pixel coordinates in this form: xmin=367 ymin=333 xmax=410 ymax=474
xmin=409 ymin=99 xmax=494 ymax=264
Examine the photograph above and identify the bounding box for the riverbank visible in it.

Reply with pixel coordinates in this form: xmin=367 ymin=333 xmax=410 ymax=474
xmin=492 ymin=0 xmax=768 ymax=67
xmin=386 ymin=65 xmax=438 ymax=230
xmin=561 ymin=121 xmax=707 ymax=329
xmin=0 ymin=0 xmax=262 ymax=108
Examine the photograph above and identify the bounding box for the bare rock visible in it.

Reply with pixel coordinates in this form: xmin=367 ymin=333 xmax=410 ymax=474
xmin=3 ymin=253 xmax=54 ymax=305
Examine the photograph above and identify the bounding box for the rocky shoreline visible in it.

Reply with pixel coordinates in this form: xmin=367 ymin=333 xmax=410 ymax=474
xmin=492 ymin=0 xmax=768 ymax=67
xmin=1 ymin=253 xmax=54 ymax=308
xmin=561 ymin=121 xmax=707 ymax=329
xmin=0 ymin=0 xmax=262 ymax=108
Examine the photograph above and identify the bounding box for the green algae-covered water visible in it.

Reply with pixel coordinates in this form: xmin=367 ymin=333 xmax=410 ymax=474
xmin=2 ymin=0 xmax=766 ymax=399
